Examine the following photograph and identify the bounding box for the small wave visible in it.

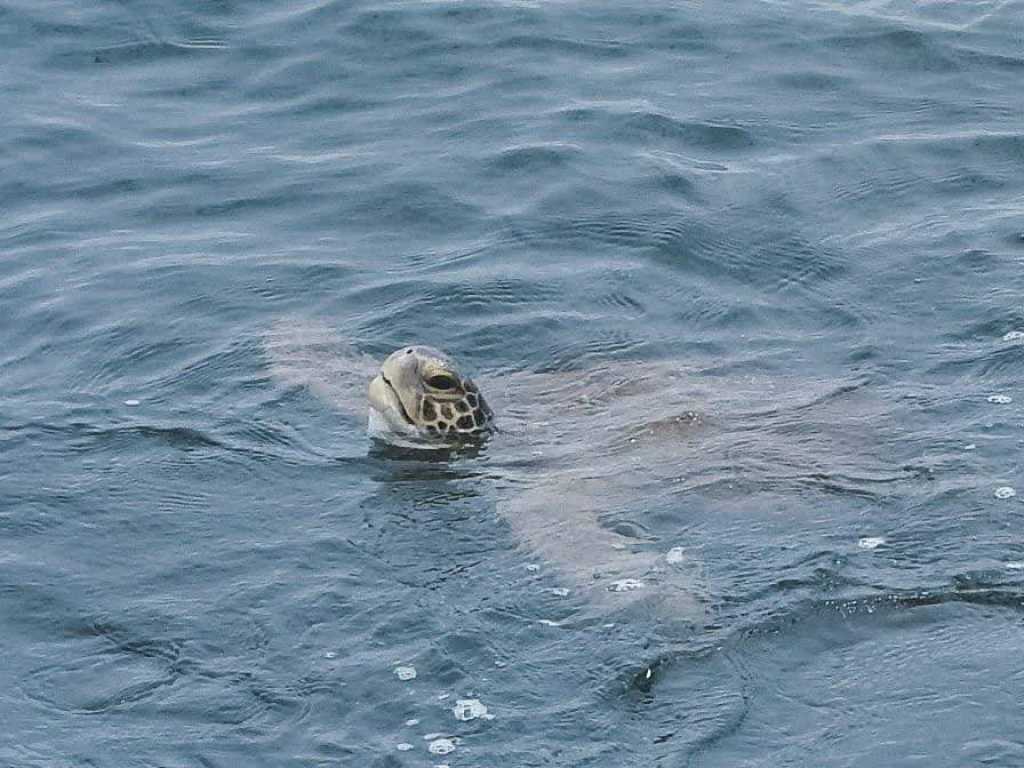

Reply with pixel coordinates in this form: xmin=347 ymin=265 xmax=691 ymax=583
xmin=484 ymin=143 xmax=582 ymax=175
xmin=556 ymin=106 xmax=756 ymax=152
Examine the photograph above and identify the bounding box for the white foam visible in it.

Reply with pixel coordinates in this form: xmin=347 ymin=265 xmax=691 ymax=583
xmin=405 ymin=718 xmax=420 ymax=727
xmin=994 ymin=486 xmax=1017 ymax=500
xmin=453 ymin=698 xmax=490 ymax=721
xmin=546 ymin=587 xmax=570 ymax=597
xmin=858 ymin=537 xmax=885 ymax=550
xmin=396 ymin=743 xmax=413 ymax=752
xmin=124 ymin=399 xmax=140 ymax=407
xmin=1002 ymin=331 xmax=1024 ymax=342
xmin=608 ymin=579 xmax=645 ymax=592
xmin=666 ymin=546 xmax=686 ymax=564
xmin=428 ymin=738 xmax=457 ymax=755
xmin=987 ymin=394 xmax=1013 ymax=404
xmin=394 ymin=665 xmax=417 ymax=681
xmin=1005 ymin=561 xmax=1024 ymax=570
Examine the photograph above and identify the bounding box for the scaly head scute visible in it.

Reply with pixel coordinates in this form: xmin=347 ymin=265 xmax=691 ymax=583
xmin=368 ymin=345 xmax=493 ymax=442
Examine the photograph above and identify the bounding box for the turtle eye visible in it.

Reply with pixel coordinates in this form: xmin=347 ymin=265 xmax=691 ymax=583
xmin=426 ymin=374 xmax=457 ymax=391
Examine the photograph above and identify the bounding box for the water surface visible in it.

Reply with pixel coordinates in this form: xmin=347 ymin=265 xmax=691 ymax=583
xmin=2 ymin=0 xmax=1023 ymax=765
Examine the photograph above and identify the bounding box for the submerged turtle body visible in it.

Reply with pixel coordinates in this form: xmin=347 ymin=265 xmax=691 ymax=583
xmin=266 ymin=317 xmax=895 ymax=629
xmin=266 ymin=318 xmax=710 ymax=626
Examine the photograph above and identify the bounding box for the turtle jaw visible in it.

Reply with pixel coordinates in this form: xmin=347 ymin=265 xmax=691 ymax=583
xmin=382 ymin=374 xmax=416 ymax=425
xmin=368 ymin=373 xmax=418 ymax=432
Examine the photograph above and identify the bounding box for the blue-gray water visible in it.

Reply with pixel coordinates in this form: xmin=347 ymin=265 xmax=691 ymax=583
xmin=3 ymin=0 xmax=1024 ymax=765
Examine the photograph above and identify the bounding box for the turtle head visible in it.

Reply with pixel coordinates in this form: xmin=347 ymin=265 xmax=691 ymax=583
xmin=368 ymin=345 xmax=493 ymax=442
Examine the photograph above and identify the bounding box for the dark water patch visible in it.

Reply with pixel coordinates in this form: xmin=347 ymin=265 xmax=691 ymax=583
xmin=620 ymin=114 xmax=755 ymax=151
xmin=652 ymin=172 xmax=697 ymax=201
xmin=347 ymin=181 xmax=484 ymax=234
xmin=67 ymin=423 xmax=225 ymax=454
xmin=771 ymin=69 xmax=853 ymax=91
xmin=926 ymin=342 xmax=1024 ymax=379
xmin=559 ymin=107 xmax=757 ymax=152
xmin=824 ymin=26 xmax=960 ymax=73
xmin=930 ymin=166 xmax=1007 ymax=196
xmin=346 ymin=8 xmax=438 ymax=47
xmin=484 ymin=143 xmax=582 ymax=175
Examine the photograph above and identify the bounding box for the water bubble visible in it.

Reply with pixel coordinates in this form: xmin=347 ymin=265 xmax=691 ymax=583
xmin=608 ymin=579 xmax=645 ymax=592
xmin=987 ymin=394 xmax=1013 ymax=404
xmin=1002 ymin=331 xmax=1024 ymax=342
xmin=428 ymin=738 xmax=456 ymax=755
xmin=994 ymin=487 xmax=1017 ymax=499
xmin=666 ymin=546 xmax=685 ymax=564
xmin=396 ymin=743 xmax=414 ymax=752
xmin=858 ymin=537 xmax=885 ymax=550
xmin=394 ymin=666 xmax=417 ymax=681
xmin=453 ymin=698 xmax=490 ymax=721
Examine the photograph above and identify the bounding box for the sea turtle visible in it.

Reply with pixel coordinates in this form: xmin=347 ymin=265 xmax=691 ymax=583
xmin=265 ymin=317 xmax=712 ymax=628
xmin=265 ymin=317 xmax=894 ymax=631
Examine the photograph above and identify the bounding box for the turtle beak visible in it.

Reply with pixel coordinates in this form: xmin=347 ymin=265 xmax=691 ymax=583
xmin=368 ymin=374 xmax=416 ymax=427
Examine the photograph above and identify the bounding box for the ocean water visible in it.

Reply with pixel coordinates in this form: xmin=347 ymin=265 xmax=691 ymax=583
xmin=2 ymin=0 xmax=1024 ymax=765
